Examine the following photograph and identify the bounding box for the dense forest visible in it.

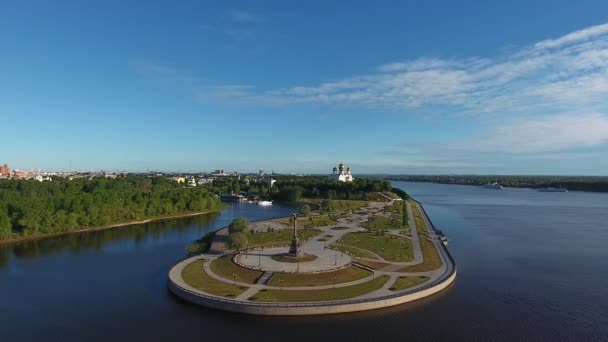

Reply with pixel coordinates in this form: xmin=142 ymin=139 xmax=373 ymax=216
xmin=0 ymin=176 xmax=223 ymax=240
xmin=386 ymin=175 xmax=608 ymax=192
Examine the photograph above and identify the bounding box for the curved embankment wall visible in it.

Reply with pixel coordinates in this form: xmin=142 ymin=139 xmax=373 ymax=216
xmin=168 ymin=201 xmax=456 ymax=315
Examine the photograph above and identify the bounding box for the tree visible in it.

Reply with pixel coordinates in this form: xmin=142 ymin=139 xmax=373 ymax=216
xmin=229 ymin=217 xmax=250 ymax=234
xmin=299 ymin=204 xmax=311 ymax=216
xmin=0 ymin=210 xmax=11 ymax=239
xmin=228 ymin=232 xmax=247 ymax=251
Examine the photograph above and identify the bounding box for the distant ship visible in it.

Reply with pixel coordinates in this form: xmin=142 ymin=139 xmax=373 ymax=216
xmin=257 ymin=200 xmax=273 ymax=206
xmin=538 ymin=187 xmax=568 ymax=192
xmin=482 ymin=182 xmax=503 ymax=189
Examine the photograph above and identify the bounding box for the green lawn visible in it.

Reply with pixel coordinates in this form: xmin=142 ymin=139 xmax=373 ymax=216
xmin=333 ymin=244 xmax=380 ymax=259
xmin=336 ymin=231 xmax=413 ymax=262
xmin=389 ymin=276 xmax=429 ymax=291
xmin=246 ymin=228 xmax=322 ymax=247
xmin=210 ymin=255 xmax=264 ymax=284
xmin=267 ymin=266 xmax=372 ymax=287
xmin=299 ymin=215 xmax=338 ymax=228
xmin=398 ymin=201 xmax=442 ymax=272
xmin=362 ymin=215 xmax=407 ymax=230
xmin=250 ymin=275 xmax=389 ymax=302
xmin=329 ymin=200 xmax=369 ymax=211
xmin=181 ymin=259 xmax=247 ymax=298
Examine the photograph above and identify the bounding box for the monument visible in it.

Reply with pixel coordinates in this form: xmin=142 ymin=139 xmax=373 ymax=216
xmin=288 ymin=213 xmax=302 ymax=256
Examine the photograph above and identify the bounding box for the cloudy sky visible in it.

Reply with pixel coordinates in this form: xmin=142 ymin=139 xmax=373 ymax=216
xmin=2 ymin=0 xmax=608 ymax=174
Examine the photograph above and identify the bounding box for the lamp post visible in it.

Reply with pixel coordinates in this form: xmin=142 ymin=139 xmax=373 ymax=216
xmin=333 ymin=277 xmax=337 ymax=289
xmin=232 ymin=273 xmax=237 ymax=285
xmin=279 ymin=278 xmax=284 ymax=291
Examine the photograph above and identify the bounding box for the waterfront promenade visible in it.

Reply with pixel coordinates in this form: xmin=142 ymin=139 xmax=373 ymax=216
xmin=168 ymin=200 xmax=456 ymax=315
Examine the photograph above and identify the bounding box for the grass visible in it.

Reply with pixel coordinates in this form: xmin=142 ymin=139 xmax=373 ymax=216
xmin=332 ymin=244 xmax=380 ymax=259
xmin=326 ymin=200 xmax=369 ymax=212
xmin=355 ymin=259 xmax=390 ymax=270
xmin=389 ymin=276 xmax=429 ymax=291
xmin=362 ymin=215 xmax=407 ymax=230
xmin=397 ymin=201 xmax=443 ymax=272
xmin=181 ymin=259 xmax=247 ymax=298
xmin=267 ymin=266 xmax=372 ymax=287
xmin=210 ymin=255 xmax=264 ymax=284
xmin=336 ymin=231 xmax=413 ymax=262
xmin=250 ymin=275 xmax=389 ymax=302
xmin=246 ymin=228 xmax=321 ymax=247
xmin=300 ymin=215 xmax=338 ymax=228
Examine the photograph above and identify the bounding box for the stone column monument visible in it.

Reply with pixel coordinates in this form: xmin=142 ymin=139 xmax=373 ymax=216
xmin=288 ymin=213 xmax=302 ymax=256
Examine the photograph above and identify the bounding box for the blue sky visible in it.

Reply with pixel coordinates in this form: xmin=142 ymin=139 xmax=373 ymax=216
xmin=2 ymin=0 xmax=608 ymax=175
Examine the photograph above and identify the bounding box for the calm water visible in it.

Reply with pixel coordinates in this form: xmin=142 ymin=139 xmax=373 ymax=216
xmin=1 ymin=184 xmax=607 ymax=341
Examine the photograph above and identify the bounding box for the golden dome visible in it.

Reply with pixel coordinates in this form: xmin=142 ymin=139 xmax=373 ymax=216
xmin=339 ymin=163 xmax=345 ymax=171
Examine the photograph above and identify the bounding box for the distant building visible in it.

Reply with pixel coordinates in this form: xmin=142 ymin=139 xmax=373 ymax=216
xmin=261 ymin=178 xmax=276 ymax=187
xmin=187 ymin=177 xmax=197 ymax=187
xmin=197 ymin=178 xmax=213 ymax=186
xmin=172 ymin=177 xmax=186 ymax=184
xmin=329 ymin=162 xmax=354 ymax=183
xmin=0 ymin=163 xmax=10 ymax=176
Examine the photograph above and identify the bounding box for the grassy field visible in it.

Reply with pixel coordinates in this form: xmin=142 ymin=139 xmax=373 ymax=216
xmin=336 ymin=231 xmax=413 ymax=262
xmin=355 ymin=259 xmax=390 ymax=270
xmin=181 ymin=259 xmax=247 ymax=298
xmin=325 ymin=200 xmax=369 ymax=212
xmin=210 ymin=255 xmax=264 ymax=284
xmin=362 ymin=215 xmax=407 ymax=230
xmin=250 ymin=275 xmax=389 ymax=302
xmin=333 ymin=244 xmax=380 ymax=259
xmin=246 ymin=228 xmax=321 ymax=246
xmin=389 ymin=276 xmax=429 ymax=291
xmin=398 ymin=201 xmax=442 ymax=272
xmin=299 ymin=215 xmax=338 ymax=228
xmin=267 ymin=266 xmax=372 ymax=287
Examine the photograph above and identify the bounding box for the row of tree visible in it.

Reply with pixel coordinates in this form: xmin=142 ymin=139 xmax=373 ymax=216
xmin=0 ymin=176 xmax=223 ymax=240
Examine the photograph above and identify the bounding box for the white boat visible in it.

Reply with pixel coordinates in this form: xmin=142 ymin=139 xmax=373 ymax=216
xmin=257 ymin=200 xmax=273 ymax=206
xmin=538 ymin=187 xmax=568 ymax=192
xmin=482 ymin=182 xmax=503 ymax=189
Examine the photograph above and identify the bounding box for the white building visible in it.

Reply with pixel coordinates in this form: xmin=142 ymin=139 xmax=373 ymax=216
xmin=261 ymin=178 xmax=276 ymax=187
xmin=329 ymin=163 xmax=354 ymax=182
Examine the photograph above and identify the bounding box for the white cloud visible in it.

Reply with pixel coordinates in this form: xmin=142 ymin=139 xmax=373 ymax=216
xmin=205 ymin=22 xmax=608 ymax=116
xmin=534 ymin=23 xmax=608 ymax=50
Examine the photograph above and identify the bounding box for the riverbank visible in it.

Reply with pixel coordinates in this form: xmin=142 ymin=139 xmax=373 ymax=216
xmin=386 ymin=176 xmax=608 ymax=193
xmin=0 ymin=207 xmax=227 ymax=246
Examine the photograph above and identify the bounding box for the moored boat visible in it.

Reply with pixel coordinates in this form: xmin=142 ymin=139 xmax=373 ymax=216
xmin=257 ymin=200 xmax=273 ymax=206
xmin=482 ymin=182 xmax=503 ymax=189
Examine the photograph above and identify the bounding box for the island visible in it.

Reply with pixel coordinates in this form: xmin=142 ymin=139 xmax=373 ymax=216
xmin=168 ymin=195 xmax=456 ymax=315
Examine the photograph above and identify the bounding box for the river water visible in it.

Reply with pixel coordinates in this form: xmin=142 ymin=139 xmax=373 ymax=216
xmin=1 ymin=183 xmax=607 ymax=341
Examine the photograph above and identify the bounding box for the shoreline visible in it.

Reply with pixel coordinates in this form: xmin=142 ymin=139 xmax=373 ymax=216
xmin=0 ymin=208 xmax=226 ymax=246
xmin=388 ymin=179 xmax=608 ymax=193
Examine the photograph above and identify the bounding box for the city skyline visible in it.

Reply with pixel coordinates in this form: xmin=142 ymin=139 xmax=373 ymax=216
xmin=2 ymin=1 xmax=608 ymax=175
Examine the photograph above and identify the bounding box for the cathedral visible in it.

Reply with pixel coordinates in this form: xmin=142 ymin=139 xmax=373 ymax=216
xmin=329 ymin=162 xmax=354 ymax=182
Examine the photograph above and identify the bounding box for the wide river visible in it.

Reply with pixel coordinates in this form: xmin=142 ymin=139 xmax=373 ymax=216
xmin=1 ymin=182 xmax=607 ymax=341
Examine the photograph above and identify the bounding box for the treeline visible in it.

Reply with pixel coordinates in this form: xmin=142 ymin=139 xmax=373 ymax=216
xmin=201 ymin=176 xmax=393 ymax=202
xmin=270 ymin=176 xmax=392 ymax=202
xmin=0 ymin=176 xmax=223 ymax=240
xmin=387 ymin=175 xmax=608 ymax=192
